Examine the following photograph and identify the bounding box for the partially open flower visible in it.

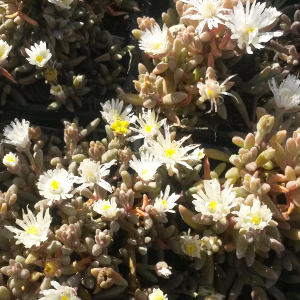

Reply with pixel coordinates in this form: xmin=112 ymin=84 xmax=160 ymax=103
xmin=0 ymin=40 xmax=12 ymax=65
xmin=5 ymin=207 xmax=52 ymax=249
xmin=40 ymin=281 xmax=80 ymax=300
xmin=2 ymin=152 xmax=21 ymax=173
xmin=149 ymin=288 xmax=168 ymax=300
xmin=269 ymin=74 xmax=300 ymax=112
xmin=25 ymin=41 xmax=52 ymax=68
xmin=139 ymin=23 xmax=172 ymax=57
xmin=93 ymin=198 xmax=121 ymax=220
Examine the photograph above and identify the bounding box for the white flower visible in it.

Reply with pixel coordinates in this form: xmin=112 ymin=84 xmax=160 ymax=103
xmin=0 ymin=39 xmax=12 ymax=65
xmin=100 ymin=98 xmax=136 ymax=135
xmin=181 ymin=229 xmax=202 ymax=258
xmin=5 ymin=208 xmax=52 ymax=248
xmin=233 ymin=198 xmax=273 ymax=232
xmin=155 ymin=262 xmax=172 ymax=279
xmin=39 ymin=281 xmax=80 ymax=300
xmin=146 ymin=124 xmax=200 ymax=176
xmin=25 ymin=41 xmax=52 ymax=67
xmin=37 ymin=168 xmax=76 ymax=204
xmin=225 ymin=0 xmax=282 ymax=54
xmin=128 ymin=109 xmax=166 ymax=142
xmin=93 ymin=198 xmax=120 ymax=220
xmin=3 ymin=119 xmax=31 ymax=151
xmin=3 ymin=152 xmax=19 ymax=168
xmin=129 ymin=152 xmax=162 ymax=182
xmin=139 ymin=23 xmax=171 ymax=57
xmin=75 ymin=159 xmax=115 ymax=193
xmin=181 ymin=0 xmax=229 ymax=33
xmin=48 ymin=0 xmax=74 ymax=10
xmin=197 ymin=68 xmax=237 ymax=112
xmin=153 ymin=185 xmax=180 ymax=214
xmin=269 ymin=74 xmax=300 ymax=112
xmin=149 ymin=288 xmax=168 ymax=300
xmin=192 ymin=179 xmax=237 ymax=223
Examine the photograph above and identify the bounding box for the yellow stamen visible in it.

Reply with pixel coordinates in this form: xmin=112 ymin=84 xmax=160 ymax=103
xmin=161 ymin=200 xmax=167 ymax=207
xmin=209 ymin=201 xmax=217 ymax=210
xmin=111 ymin=120 xmax=129 ymax=135
xmin=6 ymin=154 xmax=15 ymax=162
xmin=246 ymin=26 xmax=255 ymax=34
xmin=0 ymin=51 xmax=3 ymax=58
xmin=166 ymin=148 xmax=175 ymax=158
xmin=252 ymin=216 xmax=260 ymax=225
xmin=103 ymin=204 xmax=111 ymax=210
xmin=60 ymin=0 xmax=66 ymax=3
xmin=206 ymin=89 xmax=218 ymax=99
xmin=187 ymin=243 xmax=195 ymax=255
xmin=44 ymin=260 xmax=59 ymax=275
xmin=61 ymin=294 xmax=69 ymax=300
xmin=35 ymin=55 xmax=43 ymax=63
xmin=145 ymin=125 xmax=153 ymax=132
xmin=142 ymin=169 xmax=148 ymax=175
xmin=51 ymin=180 xmax=60 ymax=190
xmin=152 ymin=42 xmax=163 ymax=50
xmin=26 ymin=225 xmax=38 ymax=235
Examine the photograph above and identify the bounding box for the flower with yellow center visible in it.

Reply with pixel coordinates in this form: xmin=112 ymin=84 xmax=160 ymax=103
xmin=193 ymin=179 xmax=237 ymax=224
xmin=129 ymin=109 xmax=166 ymax=143
xmin=129 ymin=151 xmax=162 ymax=182
xmin=181 ymin=230 xmax=202 ymax=258
xmin=181 ymin=0 xmax=229 ymax=33
xmin=149 ymin=288 xmax=168 ymax=300
xmin=47 ymin=0 xmax=74 ymax=9
xmin=5 ymin=207 xmax=52 ymax=249
xmin=139 ymin=23 xmax=172 ymax=57
xmin=25 ymin=41 xmax=52 ymax=68
xmin=101 ymin=99 xmax=136 ymax=135
xmin=0 ymin=39 xmax=12 ymax=65
xmin=225 ymin=0 xmax=282 ymax=54
xmin=146 ymin=124 xmax=201 ymax=176
xmin=50 ymin=85 xmax=67 ymax=101
xmin=93 ymin=198 xmax=120 ymax=220
xmin=44 ymin=260 xmax=60 ymax=277
xmin=37 ymin=168 xmax=76 ymax=205
xmin=3 ymin=152 xmax=20 ymax=169
xmin=39 ymin=281 xmax=80 ymax=300
xmin=233 ymin=197 xmax=273 ymax=232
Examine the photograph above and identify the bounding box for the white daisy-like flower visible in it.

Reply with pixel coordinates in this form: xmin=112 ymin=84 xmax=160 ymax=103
xmin=146 ymin=124 xmax=200 ymax=176
xmin=39 ymin=281 xmax=80 ymax=300
xmin=25 ymin=41 xmax=52 ymax=68
xmin=0 ymin=39 xmax=12 ymax=65
xmin=3 ymin=119 xmax=31 ymax=152
xmin=225 ymin=0 xmax=282 ymax=54
xmin=149 ymin=288 xmax=168 ymax=300
xmin=269 ymin=74 xmax=300 ymax=112
xmin=2 ymin=152 xmax=19 ymax=168
xmin=153 ymin=185 xmax=180 ymax=214
xmin=5 ymin=207 xmax=52 ymax=249
xmin=197 ymin=68 xmax=237 ymax=112
xmin=232 ymin=197 xmax=273 ymax=232
xmin=37 ymin=168 xmax=76 ymax=204
xmin=128 ymin=109 xmax=166 ymax=142
xmin=181 ymin=229 xmax=202 ymax=258
xmin=75 ymin=159 xmax=115 ymax=193
xmin=93 ymin=198 xmax=120 ymax=220
xmin=47 ymin=0 xmax=74 ymax=10
xmin=181 ymin=0 xmax=229 ymax=33
xmin=129 ymin=151 xmax=162 ymax=182
xmin=139 ymin=23 xmax=172 ymax=57
xmin=192 ymin=179 xmax=237 ymax=223
xmin=100 ymin=98 xmax=136 ymax=136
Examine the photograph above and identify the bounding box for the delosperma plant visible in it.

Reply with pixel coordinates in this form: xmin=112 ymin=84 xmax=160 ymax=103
xmin=0 ymin=0 xmax=137 ymax=112
xmin=2 ymin=0 xmax=300 ymax=299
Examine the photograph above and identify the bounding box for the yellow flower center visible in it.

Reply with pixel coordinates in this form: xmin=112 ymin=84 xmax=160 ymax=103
xmin=51 ymin=180 xmax=60 ymax=190
xmin=26 ymin=225 xmax=38 ymax=235
xmin=246 ymin=26 xmax=255 ymax=34
xmin=152 ymin=42 xmax=163 ymax=50
xmin=152 ymin=294 xmax=164 ymax=300
xmin=252 ymin=216 xmax=260 ymax=225
xmin=61 ymin=294 xmax=69 ymax=300
xmin=187 ymin=243 xmax=195 ymax=255
xmin=52 ymin=86 xmax=61 ymax=93
xmin=36 ymin=55 xmax=43 ymax=63
xmin=0 ymin=51 xmax=3 ymax=58
xmin=161 ymin=200 xmax=167 ymax=207
xmin=103 ymin=204 xmax=111 ymax=210
xmin=209 ymin=201 xmax=217 ymax=210
xmin=166 ymin=148 xmax=175 ymax=158
xmin=206 ymin=89 xmax=218 ymax=99
xmin=111 ymin=120 xmax=129 ymax=135
xmin=44 ymin=260 xmax=59 ymax=275
xmin=145 ymin=124 xmax=153 ymax=132
xmin=60 ymin=0 xmax=66 ymax=3
xmin=142 ymin=169 xmax=148 ymax=175
xmin=6 ymin=154 xmax=15 ymax=162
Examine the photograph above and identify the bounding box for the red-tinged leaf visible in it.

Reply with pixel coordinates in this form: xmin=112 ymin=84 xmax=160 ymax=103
xmin=1 ymin=68 xmax=17 ymax=84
